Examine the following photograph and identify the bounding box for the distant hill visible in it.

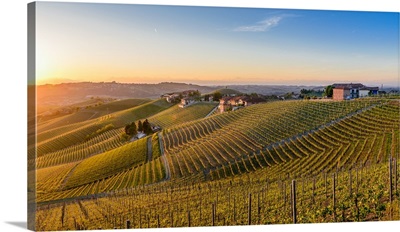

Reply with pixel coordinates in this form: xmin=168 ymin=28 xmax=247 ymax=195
xmin=217 ymin=85 xmax=325 ymax=96
xmin=208 ymin=88 xmax=243 ymax=96
xmin=36 ymin=82 xmax=327 ymax=107
xmin=37 ymin=82 xmax=218 ymax=107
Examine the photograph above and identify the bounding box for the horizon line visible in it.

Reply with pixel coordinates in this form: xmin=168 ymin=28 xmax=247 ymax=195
xmin=32 ymin=81 xmax=399 ymax=88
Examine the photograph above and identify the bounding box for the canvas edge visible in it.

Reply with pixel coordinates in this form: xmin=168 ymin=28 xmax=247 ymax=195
xmin=27 ymin=1 xmax=37 ymax=231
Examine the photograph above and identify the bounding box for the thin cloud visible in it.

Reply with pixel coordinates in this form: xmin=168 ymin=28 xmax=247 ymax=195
xmin=233 ymin=14 xmax=298 ymax=32
xmin=234 ymin=16 xmax=282 ymax=32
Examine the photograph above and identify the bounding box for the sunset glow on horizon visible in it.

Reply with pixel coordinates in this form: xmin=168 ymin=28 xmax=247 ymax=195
xmin=36 ymin=2 xmax=399 ymax=87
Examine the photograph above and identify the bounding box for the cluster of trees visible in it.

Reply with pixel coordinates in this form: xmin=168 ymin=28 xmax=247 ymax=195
xmin=300 ymin=89 xmax=314 ymax=95
xmin=202 ymin=91 xmax=223 ymax=102
xmin=188 ymin=90 xmax=201 ymax=97
xmin=213 ymin=91 xmax=222 ymax=101
xmin=299 ymin=89 xmax=324 ymax=99
xmin=299 ymin=86 xmax=334 ymax=99
xmin=187 ymin=90 xmax=202 ymax=101
xmin=202 ymin=91 xmax=226 ymax=102
xmin=284 ymin=92 xmax=295 ymax=99
xmin=124 ymin=119 xmax=153 ymax=136
xmin=171 ymin=90 xmax=202 ymax=103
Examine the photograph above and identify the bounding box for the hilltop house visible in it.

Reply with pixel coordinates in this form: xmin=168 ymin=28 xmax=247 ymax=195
xmin=359 ymin=87 xmax=379 ymax=97
xmin=161 ymin=90 xmax=199 ymax=103
xmin=219 ymin=96 xmax=265 ymax=113
xmin=332 ymin=83 xmax=378 ymax=100
xmin=179 ymin=97 xmax=196 ymax=108
xmin=161 ymin=93 xmax=180 ymax=103
xmin=332 ymin=86 xmax=351 ymax=101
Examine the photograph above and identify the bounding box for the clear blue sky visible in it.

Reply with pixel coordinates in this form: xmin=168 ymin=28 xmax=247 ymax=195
xmin=36 ymin=2 xmax=399 ymax=86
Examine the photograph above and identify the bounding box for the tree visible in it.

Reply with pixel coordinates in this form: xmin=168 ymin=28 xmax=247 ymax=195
xmin=204 ymin=94 xmax=210 ymax=101
xmin=213 ymin=91 xmax=222 ymax=102
xmin=300 ymin=89 xmax=313 ymax=95
xmin=125 ymin=124 xmax=131 ymax=135
xmin=125 ymin=122 xmax=137 ymax=135
xmin=324 ymin=85 xmax=334 ymax=98
xmin=284 ymin=92 xmax=293 ymax=99
xmin=129 ymin=121 xmax=137 ymax=135
xmin=142 ymin=119 xmax=152 ymax=134
xmin=138 ymin=120 xmax=143 ymax=132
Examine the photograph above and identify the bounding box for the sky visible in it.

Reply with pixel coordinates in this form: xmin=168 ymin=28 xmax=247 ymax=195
xmin=1 ymin=2 xmax=397 ymax=232
xmin=35 ymin=2 xmax=399 ymax=87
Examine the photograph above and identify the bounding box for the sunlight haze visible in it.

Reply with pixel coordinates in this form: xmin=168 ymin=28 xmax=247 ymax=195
xmin=36 ymin=2 xmax=399 ymax=87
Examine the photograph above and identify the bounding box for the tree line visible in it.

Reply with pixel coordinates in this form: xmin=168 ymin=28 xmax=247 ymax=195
xmin=125 ymin=119 xmax=153 ymax=136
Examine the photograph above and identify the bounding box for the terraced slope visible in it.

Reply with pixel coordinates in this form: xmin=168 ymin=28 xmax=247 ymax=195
xmin=37 ymin=98 xmax=151 ymax=132
xmin=64 ymin=137 xmax=148 ymax=189
xmin=162 ymin=99 xmax=385 ymax=178
xmin=33 ymin=98 xmax=400 ymax=230
xmin=34 ymin=128 xmax=126 ymax=169
xmin=149 ymin=102 xmax=218 ymax=129
xmin=35 ymin=130 xmax=168 ymax=202
xmin=29 ymin=98 xmax=173 ymax=160
xmin=36 ymin=154 xmax=400 ymax=230
xmin=209 ymin=100 xmax=399 ymax=180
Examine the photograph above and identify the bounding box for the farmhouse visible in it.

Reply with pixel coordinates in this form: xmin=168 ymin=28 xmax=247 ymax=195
xmin=219 ymin=96 xmax=265 ymax=113
xmin=332 ymin=86 xmax=351 ymax=101
xmin=179 ymin=97 xmax=196 ymax=108
xmin=161 ymin=90 xmax=199 ymax=103
xmin=181 ymin=90 xmax=199 ymax=96
xmin=161 ymin=93 xmax=180 ymax=103
xmin=332 ymin=83 xmax=378 ymax=100
xmin=359 ymin=87 xmax=379 ymax=98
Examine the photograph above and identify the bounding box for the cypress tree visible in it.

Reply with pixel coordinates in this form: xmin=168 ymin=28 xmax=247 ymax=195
xmin=138 ymin=120 xmax=143 ymax=132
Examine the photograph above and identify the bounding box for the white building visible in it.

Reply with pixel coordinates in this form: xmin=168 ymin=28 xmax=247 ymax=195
xmin=179 ymin=97 xmax=195 ymax=108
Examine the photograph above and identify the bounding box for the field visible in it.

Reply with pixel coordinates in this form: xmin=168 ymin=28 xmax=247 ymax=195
xmin=31 ymin=96 xmax=400 ymax=230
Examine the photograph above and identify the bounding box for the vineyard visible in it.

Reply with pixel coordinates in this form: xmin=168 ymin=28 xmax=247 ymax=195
xmin=149 ymin=102 xmax=218 ymax=129
xmin=32 ymin=97 xmax=400 ymax=230
xmin=35 ymin=157 xmax=399 ymax=230
xmin=28 ymin=98 xmax=173 ymax=160
xmin=37 ymin=98 xmax=152 ymax=133
xmin=34 ymin=100 xmax=220 ymax=203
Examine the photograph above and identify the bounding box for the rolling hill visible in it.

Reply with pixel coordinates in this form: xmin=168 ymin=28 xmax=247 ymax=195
xmin=32 ymin=96 xmax=400 ymax=230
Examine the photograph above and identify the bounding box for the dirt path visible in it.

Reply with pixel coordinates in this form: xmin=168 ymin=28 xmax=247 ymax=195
xmin=58 ymin=162 xmax=80 ymax=191
xmin=158 ymin=132 xmax=171 ymax=180
xmin=87 ymin=111 xmax=98 ymax=120
xmin=205 ymin=105 xmax=219 ymax=118
xmin=147 ymin=136 xmax=152 ymax=162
